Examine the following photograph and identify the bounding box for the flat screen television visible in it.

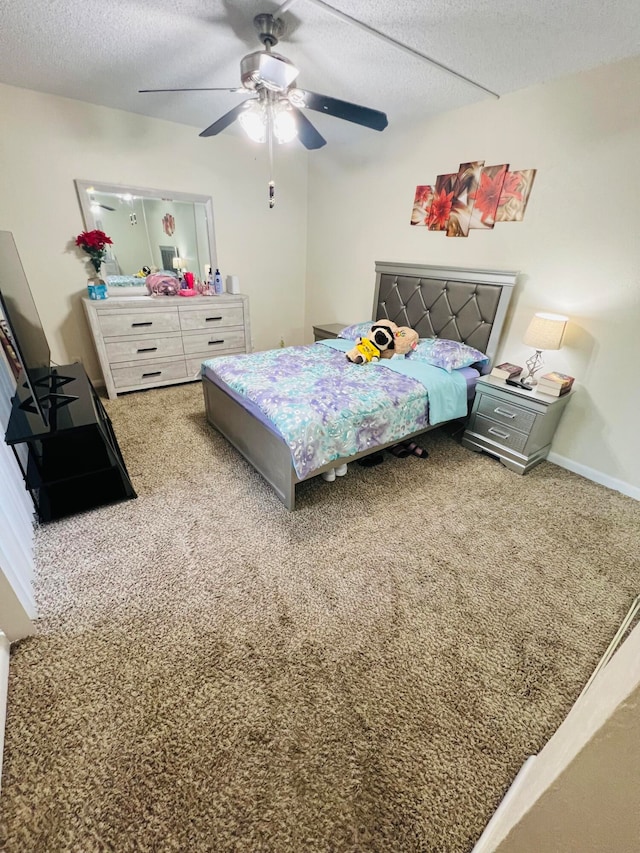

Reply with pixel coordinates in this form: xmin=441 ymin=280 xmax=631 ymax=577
xmin=0 ymin=231 xmax=59 ymax=427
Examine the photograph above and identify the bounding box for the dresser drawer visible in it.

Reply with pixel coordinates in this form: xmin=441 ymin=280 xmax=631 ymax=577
xmin=179 ymin=305 xmax=244 ymax=331
xmin=472 ymin=414 xmax=529 ymax=453
xmin=476 ymin=393 xmax=536 ymax=433
xmin=105 ymin=333 xmax=183 ymax=364
xmin=99 ymin=309 xmax=180 ymax=338
xmin=111 ymin=358 xmax=187 ymax=389
xmin=182 ymin=329 xmax=246 ymax=355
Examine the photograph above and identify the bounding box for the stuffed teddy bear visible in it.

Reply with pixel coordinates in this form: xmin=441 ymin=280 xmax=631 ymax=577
xmin=393 ymin=326 xmax=419 ymax=356
xmin=345 ymin=320 xmax=398 ymax=364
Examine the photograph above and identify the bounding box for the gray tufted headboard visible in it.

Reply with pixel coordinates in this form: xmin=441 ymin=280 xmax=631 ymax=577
xmin=373 ymin=262 xmax=518 ymax=366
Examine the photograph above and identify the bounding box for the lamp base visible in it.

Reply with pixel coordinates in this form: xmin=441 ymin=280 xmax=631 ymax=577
xmin=522 ymin=349 xmax=544 ymax=387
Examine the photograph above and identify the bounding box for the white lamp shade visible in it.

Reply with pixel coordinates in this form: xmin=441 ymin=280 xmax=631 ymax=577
xmin=172 ymin=256 xmax=185 ymax=270
xmin=523 ymin=312 xmax=568 ymax=351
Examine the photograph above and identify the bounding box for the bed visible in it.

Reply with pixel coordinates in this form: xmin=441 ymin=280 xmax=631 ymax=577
xmin=201 ymin=262 xmax=517 ymax=509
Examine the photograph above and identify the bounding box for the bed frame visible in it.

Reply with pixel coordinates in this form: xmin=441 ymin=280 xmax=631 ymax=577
xmin=202 ymin=262 xmax=518 ymax=510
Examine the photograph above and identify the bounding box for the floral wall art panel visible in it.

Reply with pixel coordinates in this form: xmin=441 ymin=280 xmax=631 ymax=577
xmin=495 ymin=169 xmax=537 ymax=222
xmin=410 ymin=185 xmax=434 ymax=226
xmin=428 ymin=173 xmax=457 ymax=232
xmin=468 ymin=164 xmax=509 ymax=230
xmin=446 ymin=160 xmax=485 ymax=237
xmin=409 ymin=162 xmax=535 ymax=235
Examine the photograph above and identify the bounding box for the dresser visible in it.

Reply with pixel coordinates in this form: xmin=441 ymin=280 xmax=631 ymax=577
xmin=83 ymin=294 xmax=251 ymax=399
xmin=462 ymin=375 xmax=572 ymax=474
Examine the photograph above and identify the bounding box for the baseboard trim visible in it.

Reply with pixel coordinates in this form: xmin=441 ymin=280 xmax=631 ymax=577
xmin=547 ymin=452 xmax=639 ymax=501
xmin=0 ymin=632 xmax=9 ymax=794
xmin=472 ymin=755 xmax=537 ymax=852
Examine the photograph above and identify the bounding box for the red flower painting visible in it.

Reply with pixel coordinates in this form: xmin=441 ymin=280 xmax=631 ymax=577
xmin=409 ymin=162 xmax=536 ymax=234
xmin=428 ymin=188 xmax=454 ymax=230
xmin=499 ymin=170 xmax=524 ymax=202
xmin=411 ymin=184 xmax=434 ymax=226
xmin=496 ymin=169 xmax=537 ymax=222
xmin=470 ymin=169 xmax=507 ymax=224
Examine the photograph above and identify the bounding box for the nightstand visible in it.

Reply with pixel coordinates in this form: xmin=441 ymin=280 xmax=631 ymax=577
xmin=312 ymin=322 xmax=347 ymax=341
xmin=462 ymin=375 xmax=573 ymax=474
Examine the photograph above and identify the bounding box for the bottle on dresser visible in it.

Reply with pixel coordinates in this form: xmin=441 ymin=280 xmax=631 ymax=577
xmin=213 ymin=268 xmax=224 ymax=295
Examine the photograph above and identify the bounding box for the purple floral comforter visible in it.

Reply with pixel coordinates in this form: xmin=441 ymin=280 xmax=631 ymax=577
xmin=204 ymin=343 xmax=450 ymax=478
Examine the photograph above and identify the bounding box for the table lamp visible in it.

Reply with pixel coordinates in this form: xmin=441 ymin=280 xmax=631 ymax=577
xmin=521 ymin=312 xmax=568 ymax=387
xmin=172 ymin=256 xmax=186 ymax=279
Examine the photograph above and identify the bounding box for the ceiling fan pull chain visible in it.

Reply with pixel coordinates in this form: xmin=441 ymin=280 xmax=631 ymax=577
xmin=268 ymin=107 xmax=275 ymax=208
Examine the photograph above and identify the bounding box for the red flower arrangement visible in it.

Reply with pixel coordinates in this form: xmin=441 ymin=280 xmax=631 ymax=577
xmin=75 ymin=229 xmax=113 ymax=274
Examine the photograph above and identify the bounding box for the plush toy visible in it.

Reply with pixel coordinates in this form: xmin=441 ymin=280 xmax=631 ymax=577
xmin=393 ymin=326 xmax=419 ymax=355
xmin=345 ymin=320 xmax=398 ymax=364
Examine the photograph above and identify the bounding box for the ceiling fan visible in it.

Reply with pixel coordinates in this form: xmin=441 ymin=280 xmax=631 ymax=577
xmin=139 ymin=12 xmax=388 ymax=152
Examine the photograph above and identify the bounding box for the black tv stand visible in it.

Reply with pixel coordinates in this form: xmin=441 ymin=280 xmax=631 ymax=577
xmin=5 ymin=362 xmax=136 ymax=522
xmin=18 ymin=368 xmax=79 ymax=417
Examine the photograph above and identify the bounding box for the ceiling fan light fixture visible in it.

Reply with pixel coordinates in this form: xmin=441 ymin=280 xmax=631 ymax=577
xmin=273 ymin=102 xmax=298 ymax=144
xmin=238 ymin=101 xmax=267 ymax=143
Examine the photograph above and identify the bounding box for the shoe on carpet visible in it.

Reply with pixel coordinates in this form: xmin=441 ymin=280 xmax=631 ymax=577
xmin=357 ymin=453 xmax=384 ymax=468
xmin=389 ymin=443 xmax=412 ymax=458
xmin=321 ymin=468 xmax=336 ymax=482
xmin=335 ymin=463 xmax=348 ymax=476
xmin=405 ymin=441 xmax=429 ymax=459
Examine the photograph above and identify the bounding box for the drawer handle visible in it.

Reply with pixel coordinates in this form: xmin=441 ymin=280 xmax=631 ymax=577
xmin=206 ymin=316 xmax=223 ymax=322
xmin=137 ymin=346 xmax=158 ymax=353
xmin=494 ymin=406 xmax=516 ymax=419
xmin=132 ymin=321 xmax=153 ymax=327
xmin=142 ymin=371 xmax=162 ymax=378
xmin=488 ymin=427 xmax=510 ymax=440
xmin=208 ymin=339 xmax=225 ymax=345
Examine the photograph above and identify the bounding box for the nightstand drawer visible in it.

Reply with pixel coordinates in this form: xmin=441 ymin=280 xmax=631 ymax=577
xmin=476 ymin=393 xmax=536 ymax=433
xmin=472 ymin=414 xmax=529 ymax=453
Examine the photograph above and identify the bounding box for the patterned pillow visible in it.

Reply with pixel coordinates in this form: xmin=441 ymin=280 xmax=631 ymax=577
xmin=337 ymin=321 xmax=374 ymax=340
xmin=408 ymin=338 xmax=489 ymax=372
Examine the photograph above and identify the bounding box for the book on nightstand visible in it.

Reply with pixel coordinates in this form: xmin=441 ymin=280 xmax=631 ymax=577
xmin=490 ymin=362 xmax=523 ymax=380
xmin=537 ymin=371 xmax=575 ymax=395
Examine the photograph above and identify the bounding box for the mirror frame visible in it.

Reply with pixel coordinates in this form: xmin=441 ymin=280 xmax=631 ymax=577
xmin=74 ymin=179 xmax=218 ymax=275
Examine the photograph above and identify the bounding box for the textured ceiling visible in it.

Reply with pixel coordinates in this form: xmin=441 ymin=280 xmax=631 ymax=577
xmin=1 ymin=0 xmax=639 ymax=145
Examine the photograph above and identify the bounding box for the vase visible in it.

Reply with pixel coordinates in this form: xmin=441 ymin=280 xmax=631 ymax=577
xmin=87 ymin=275 xmax=108 ymax=300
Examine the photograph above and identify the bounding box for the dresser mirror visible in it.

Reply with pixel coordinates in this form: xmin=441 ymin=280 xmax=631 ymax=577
xmin=74 ymin=180 xmax=217 ymax=281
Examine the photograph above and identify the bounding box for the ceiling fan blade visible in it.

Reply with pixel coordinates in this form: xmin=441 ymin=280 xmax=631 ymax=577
xmin=291 ymin=108 xmax=326 ymax=150
xmin=291 ymin=89 xmax=388 ymax=131
xmin=199 ymin=100 xmax=253 ymax=137
xmin=139 ymin=87 xmax=245 ymax=93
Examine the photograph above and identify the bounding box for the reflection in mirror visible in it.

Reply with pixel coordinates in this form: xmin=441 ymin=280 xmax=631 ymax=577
xmin=74 ymin=180 xmax=217 ymax=281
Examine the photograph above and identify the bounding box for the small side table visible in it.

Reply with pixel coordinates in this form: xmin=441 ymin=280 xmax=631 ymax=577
xmin=462 ymin=375 xmax=573 ymax=474
xmin=312 ymin=323 xmax=347 ymax=342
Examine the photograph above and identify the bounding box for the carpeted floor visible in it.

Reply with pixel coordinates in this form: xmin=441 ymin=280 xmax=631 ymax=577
xmin=1 ymin=382 xmax=639 ymax=853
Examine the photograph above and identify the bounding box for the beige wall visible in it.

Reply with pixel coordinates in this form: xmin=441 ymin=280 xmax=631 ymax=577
xmin=305 ymin=55 xmax=640 ymax=494
xmin=0 ymin=83 xmax=309 ymax=381
xmin=486 ymin=620 xmax=640 ymax=853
